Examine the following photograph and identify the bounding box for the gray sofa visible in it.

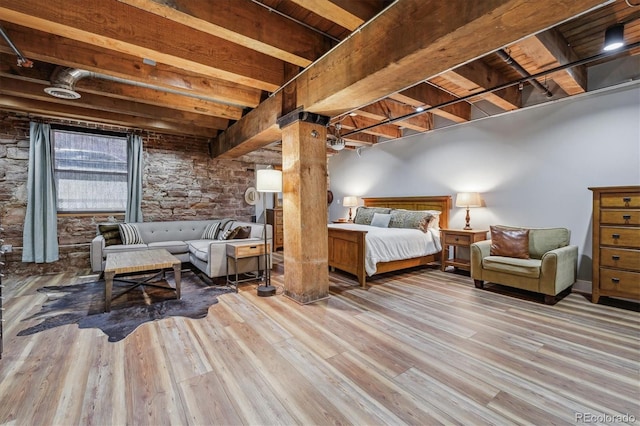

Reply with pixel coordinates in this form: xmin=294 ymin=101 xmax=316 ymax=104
xmin=90 ymin=219 xmax=272 ymax=279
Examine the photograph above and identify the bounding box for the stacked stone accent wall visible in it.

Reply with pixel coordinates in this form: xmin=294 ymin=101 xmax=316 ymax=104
xmin=0 ymin=113 xmax=280 ymax=276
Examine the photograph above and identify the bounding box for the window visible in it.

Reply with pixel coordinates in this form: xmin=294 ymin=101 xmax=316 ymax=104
xmin=53 ymin=129 xmax=128 ymax=213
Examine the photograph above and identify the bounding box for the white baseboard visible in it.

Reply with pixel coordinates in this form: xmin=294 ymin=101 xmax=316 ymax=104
xmin=573 ymin=279 xmax=591 ymax=294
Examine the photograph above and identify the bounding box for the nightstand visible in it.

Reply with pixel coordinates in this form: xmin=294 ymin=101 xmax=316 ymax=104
xmin=440 ymin=229 xmax=488 ymax=272
xmin=226 ymin=242 xmax=270 ymax=291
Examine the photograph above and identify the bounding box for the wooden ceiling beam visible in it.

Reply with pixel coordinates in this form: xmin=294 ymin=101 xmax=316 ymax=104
xmin=289 ymin=0 xmax=365 ymax=31
xmin=295 ymin=0 xmax=610 ymax=116
xmin=0 ymin=95 xmax=216 ymax=137
xmin=342 ymin=132 xmax=377 ymax=145
xmin=515 ymin=29 xmax=587 ymax=95
xmin=441 ymin=60 xmax=522 ymax=111
xmin=0 ymin=77 xmax=230 ymax=130
xmin=119 ymin=0 xmax=331 ymax=67
xmin=355 ymin=100 xmax=433 ymax=132
xmin=0 ymin=0 xmax=285 ymax=91
xmin=340 ymin=115 xmax=402 ymax=139
xmin=0 ymin=23 xmax=263 ymax=108
xmin=211 ymin=92 xmax=284 ymax=159
xmin=390 ymin=83 xmax=471 ymax=124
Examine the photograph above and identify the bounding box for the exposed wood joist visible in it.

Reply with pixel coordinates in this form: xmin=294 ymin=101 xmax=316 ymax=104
xmin=390 ymin=83 xmax=471 ymax=123
xmin=354 ymin=100 xmax=434 ymax=132
xmin=118 ymin=0 xmax=331 ymax=67
xmin=0 ymin=23 xmax=263 ymax=108
xmin=0 ymin=95 xmax=216 ymax=137
xmin=213 ymin=0 xmax=611 ymax=157
xmin=289 ymin=0 xmax=365 ymax=31
xmin=0 ymin=0 xmax=285 ymax=91
xmin=515 ymin=29 xmax=587 ymax=95
xmin=0 ymin=77 xmax=229 ymax=130
xmin=340 ymin=115 xmax=402 ymax=139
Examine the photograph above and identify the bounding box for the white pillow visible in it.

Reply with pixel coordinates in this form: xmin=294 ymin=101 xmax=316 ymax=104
xmin=119 ymin=223 xmax=144 ymax=245
xmin=370 ymin=213 xmax=391 ymax=228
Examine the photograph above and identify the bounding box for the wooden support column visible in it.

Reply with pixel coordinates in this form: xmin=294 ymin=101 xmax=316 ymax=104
xmin=278 ymin=110 xmax=330 ymax=304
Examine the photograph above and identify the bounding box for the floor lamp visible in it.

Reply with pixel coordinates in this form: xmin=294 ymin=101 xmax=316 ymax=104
xmin=256 ymin=167 xmax=282 ymax=297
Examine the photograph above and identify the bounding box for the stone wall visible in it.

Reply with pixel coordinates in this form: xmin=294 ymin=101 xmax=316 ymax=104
xmin=0 ymin=113 xmax=280 ymax=276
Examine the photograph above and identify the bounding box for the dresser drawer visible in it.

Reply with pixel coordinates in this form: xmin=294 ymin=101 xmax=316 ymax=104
xmin=600 ymin=210 xmax=640 ymax=226
xmin=275 ymin=209 xmax=283 ymax=220
xmin=599 ymin=268 xmax=640 ymax=295
xmin=600 ymin=248 xmax=640 ymax=271
xmin=444 ymin=233 xmax=471 ymax=245
xmin=600 ymin=192 xmax=640 ymax=208
xmin=600 ymin=226 xmax=640 ymax=248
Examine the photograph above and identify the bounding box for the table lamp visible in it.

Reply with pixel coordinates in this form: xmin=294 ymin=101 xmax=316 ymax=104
xmin=343 ymin=196 xmax=358 ymax=222
xmin=455 ymin=192 xmax=482 ymax=230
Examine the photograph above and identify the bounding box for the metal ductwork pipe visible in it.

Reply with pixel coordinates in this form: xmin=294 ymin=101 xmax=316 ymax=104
xmin=44 ymin=67 xmax=94 ymax=99
xmin=496 ymin=49 xmax=553 ymax=98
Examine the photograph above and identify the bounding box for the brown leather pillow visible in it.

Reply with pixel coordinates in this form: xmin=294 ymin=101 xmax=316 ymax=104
xmin=232 ymin=226 xmax=252 ymax=239
xmin=490 ymin=226 xmax=530 ymax=259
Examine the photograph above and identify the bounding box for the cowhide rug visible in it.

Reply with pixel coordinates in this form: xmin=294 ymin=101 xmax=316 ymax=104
xmin=17 ymin=270 xmax=234 ymax=342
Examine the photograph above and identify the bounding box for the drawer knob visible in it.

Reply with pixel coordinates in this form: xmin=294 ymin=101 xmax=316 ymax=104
xmin=623 ymin=197 xmax=631 ymax=203
xmin=612 ymin=255 xmax=620 ymax=261
xmin=611 ymin=277 xmax=620 ymax=284
xmin=612 ymin=233 xmax=620 ymax=239
xmin=623 ymin=215 xmax=631 ymax=221
xmin=455 ymin=237 xmax=459 ymax=241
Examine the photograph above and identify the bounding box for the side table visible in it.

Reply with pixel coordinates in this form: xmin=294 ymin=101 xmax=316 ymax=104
xmin=440 ymin=229 xmax=488 ymax=272
xmin=226 ymin=241 xmax=270 ymax=292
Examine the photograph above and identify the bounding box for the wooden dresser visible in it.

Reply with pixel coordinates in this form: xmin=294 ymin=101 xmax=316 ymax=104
xmin=266 ymin=208 xmax=283 ymax=250
xmin=589 ymin=186 xmax=640 ymax=303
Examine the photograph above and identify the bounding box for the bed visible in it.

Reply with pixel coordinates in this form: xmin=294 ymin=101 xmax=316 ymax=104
xmin=328 ymin=196 xmax=451 ymax=287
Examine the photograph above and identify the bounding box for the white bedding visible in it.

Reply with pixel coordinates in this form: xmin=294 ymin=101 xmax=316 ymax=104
xmin=328 ymin=223 xmax=442 ymax=276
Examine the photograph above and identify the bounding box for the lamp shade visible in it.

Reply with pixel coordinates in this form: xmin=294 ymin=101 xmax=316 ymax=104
xmin=603 ymin=23 xmax=624 ymax=51
xmin=455 ymin=192 xmax=482 ymax=208
xmin=256 ymin=168 xmax=282 ymax=193
xmin=343 ymin=196 xmax=358 ymax=207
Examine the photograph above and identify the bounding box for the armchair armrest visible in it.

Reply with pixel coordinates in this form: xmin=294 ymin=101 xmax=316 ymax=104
xmin=539 ymin=245 xmax=578 ymax=295
xmin=470 ymin=240 xmax=492 ymax=280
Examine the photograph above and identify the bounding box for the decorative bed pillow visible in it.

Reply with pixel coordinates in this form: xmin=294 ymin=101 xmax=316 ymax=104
xmin=389 ymin=209 xmax=434 ymax=232
xmin=201 ymin=222 xmax=221 ymax=240
xmin=98 ymin=223 xmax=122 ymax=246
xmin=353 ymin=207 xmax=392 ymax=225
xmin=118 ymin=223 xmax=144 ymax=245
xmin=222 ymin=225 xmax=251 ymax=240
xmin=425 ymin=210 xmax=442 ymax=229
xmin=490 ymin=226 xmax=530 ymax=259
xmin=370 ymin=213 xmax=391 ymax=228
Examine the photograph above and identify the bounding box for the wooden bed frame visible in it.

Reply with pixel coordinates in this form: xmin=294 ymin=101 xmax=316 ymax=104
xmin=328 ymin=196 xmax=452 ymax=287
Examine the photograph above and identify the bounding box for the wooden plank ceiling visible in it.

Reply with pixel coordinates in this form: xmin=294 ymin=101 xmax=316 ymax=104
xmin=0 ymin=0 xmax=638 ymax=156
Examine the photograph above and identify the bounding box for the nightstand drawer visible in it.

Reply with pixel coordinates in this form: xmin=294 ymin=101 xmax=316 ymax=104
xmin=444 ymin=234 xmax=471 ymax=245
xmin=599 ymin=268 xmax=640 ymax=294
xmin=227 ymin=243 xmax=267 ymax=258
xmin=600 ymin=248 xmax=640 ymax=271
xmin=600 ymin=227 xmax=640 ymax=248
xmin=601 ymin=192 xmax=640 ymax=208
xmin=600 ymin=210 xmax=640 ymax=226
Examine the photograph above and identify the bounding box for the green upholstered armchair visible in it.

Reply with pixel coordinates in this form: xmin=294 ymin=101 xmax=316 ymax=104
xmin=470 ymin=226 xmax=578 ymax=304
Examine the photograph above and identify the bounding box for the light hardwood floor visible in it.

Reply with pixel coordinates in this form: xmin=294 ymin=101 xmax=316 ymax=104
xmin=1 ymin=254 xmax=639 ymax=425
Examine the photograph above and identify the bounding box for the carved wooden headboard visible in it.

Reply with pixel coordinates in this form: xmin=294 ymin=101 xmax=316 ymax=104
xmin=362 ymin=196 xmax=452 ymax=228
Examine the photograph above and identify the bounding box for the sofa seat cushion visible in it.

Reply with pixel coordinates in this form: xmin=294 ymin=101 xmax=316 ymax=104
xmin=187 ymin=240 xmax=212 ymax=262
xmin=482 ymin=256 xmax=542 ymax=278
xmin=103 ymin=244 xmax=148 ymax=258
xmin=148 ymin=240 xmax=189 ymax=254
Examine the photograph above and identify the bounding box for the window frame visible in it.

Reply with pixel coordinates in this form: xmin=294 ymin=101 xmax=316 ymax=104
xmin=51 ymin=126 xmax=129 ymax=214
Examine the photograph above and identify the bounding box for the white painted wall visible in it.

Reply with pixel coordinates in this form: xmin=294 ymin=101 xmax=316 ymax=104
xmin=328 ymin=83 xmax=640 ymax=281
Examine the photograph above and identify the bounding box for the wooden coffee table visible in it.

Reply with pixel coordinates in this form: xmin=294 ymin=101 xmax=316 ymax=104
xmin=104 ymin=249 xmax=181 ymax=312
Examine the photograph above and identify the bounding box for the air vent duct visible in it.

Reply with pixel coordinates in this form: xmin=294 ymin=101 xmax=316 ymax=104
xmin=44 ymin=67 xmax=94 ymax=99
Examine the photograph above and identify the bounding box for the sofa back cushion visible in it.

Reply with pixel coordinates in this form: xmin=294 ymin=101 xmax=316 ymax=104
xmin=529 ymin=227 xmax=571 ymax=259
xmin=491 ymin=225 xmax=570 ymax=259
xmin=136 ymin=220 xmax=217 ymax=243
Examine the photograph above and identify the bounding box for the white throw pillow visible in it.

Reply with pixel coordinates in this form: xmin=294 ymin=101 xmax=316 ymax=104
xmin=370 ymin=213 xmax=391 ymax=228
xmin=119 ymin=223 xmax=144 ymax=245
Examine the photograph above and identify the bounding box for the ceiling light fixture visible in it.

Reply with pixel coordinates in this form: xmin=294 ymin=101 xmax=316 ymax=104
xmin=415 ymin=106 xmax=425 ymax=112
xmin=603 ymin=23 xmax=625 ymax=51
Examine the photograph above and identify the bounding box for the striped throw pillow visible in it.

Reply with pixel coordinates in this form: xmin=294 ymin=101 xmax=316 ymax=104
xmin=201 ymin=222 xmax=220 ymax=240
xmin=118 ymin=223 xmax=144 ymax=245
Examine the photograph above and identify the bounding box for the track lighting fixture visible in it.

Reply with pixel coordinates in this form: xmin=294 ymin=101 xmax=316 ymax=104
xmin=603 ymin=23 xmax=624 ymax=51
